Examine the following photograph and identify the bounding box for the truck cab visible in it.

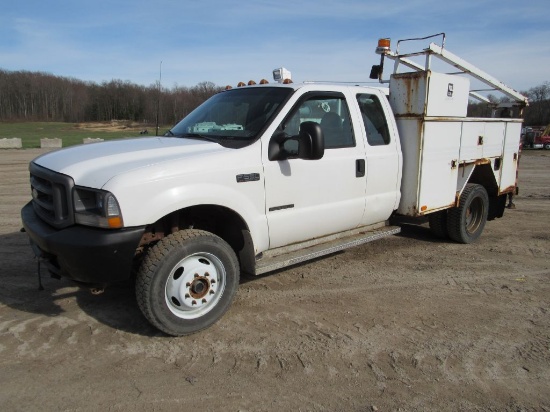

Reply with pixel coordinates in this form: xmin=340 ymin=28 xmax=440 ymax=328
xmin=262 ymin=83 xmax=401 ymax=248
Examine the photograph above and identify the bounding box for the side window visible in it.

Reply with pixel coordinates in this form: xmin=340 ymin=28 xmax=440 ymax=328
xmin=282 ymin=95 xmax=355 ymax=149
xmin=357 ymin=94 xmax=391 ymax=146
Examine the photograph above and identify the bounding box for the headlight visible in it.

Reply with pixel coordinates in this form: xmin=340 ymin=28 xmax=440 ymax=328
xmin=73 ymin=187 xmax=124 ymax=229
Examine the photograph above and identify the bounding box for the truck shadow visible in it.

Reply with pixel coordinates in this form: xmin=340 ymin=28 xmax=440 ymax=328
xmin=395 ymin=224 xmax=442 ymax=242
xmin=5 ymin=228 xmax=346 ymax=335
xmin=2 ymin=223 xmax=442 ymax=336
xmin=390 ymin=216 xmax=444 ymax=243
xmin=1 ymin=230 xmax=160 ymax=337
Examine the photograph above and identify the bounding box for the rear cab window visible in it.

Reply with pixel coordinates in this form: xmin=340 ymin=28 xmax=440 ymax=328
xmin=356 ymin=94 xmax=391 ymax=146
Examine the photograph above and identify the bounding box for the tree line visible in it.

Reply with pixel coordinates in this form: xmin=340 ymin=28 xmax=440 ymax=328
xmin=0 ymin=69 xmax=223 ymax=126
xmin=1 ymin=68 xmax=549 ymax=127
xmin=467 ymin=81 xmax=550 ymax=126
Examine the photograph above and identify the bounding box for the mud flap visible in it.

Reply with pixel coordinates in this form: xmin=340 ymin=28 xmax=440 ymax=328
xmin=488 ymin=194 xmax=507 ymax=221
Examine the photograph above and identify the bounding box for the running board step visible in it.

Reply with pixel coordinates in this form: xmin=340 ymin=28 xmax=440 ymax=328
xmin=255 ymin=225 xmax=401 ymax=275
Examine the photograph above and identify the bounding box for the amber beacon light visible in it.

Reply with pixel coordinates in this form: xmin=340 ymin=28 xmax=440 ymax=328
xmin=375 ymin=38 xmax=391 ymax=54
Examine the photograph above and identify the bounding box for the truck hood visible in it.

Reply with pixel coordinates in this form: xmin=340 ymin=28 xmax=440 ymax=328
xmin=33 ymin=137 xmax=229 ymax=188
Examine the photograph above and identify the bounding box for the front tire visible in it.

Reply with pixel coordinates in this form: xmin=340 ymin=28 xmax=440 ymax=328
xmin=447 ymin=183 xmax=489 ymax=244
xmin=136 ymin=229 xmax=240 ymax=336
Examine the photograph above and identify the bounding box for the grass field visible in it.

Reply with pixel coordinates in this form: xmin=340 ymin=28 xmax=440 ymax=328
xmin=0 ymin=121 xmax=170 ymax=148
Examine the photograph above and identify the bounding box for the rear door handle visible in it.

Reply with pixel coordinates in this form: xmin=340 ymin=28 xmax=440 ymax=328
xmin=356 ymin=159 xmax=365 ymax=177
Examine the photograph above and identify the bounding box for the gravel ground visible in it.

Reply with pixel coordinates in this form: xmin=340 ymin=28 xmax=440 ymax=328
xmin=0 ymin=148 xmax=549 ymax=411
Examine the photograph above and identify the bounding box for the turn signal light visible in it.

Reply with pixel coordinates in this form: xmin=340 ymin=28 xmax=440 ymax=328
xmin=108 ymin=216 xmax=123 ymax=229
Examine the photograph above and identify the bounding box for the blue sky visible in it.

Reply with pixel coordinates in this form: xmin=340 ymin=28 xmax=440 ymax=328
xmin=1 ymin=0 xmax=548 ymax=94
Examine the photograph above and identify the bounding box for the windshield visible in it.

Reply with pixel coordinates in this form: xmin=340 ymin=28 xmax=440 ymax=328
xmin=168 ymin=87 xmax=293 ymax=145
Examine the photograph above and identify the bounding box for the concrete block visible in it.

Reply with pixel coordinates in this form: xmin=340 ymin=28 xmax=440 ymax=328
xmin=0 ymin=138 xmax=22 ymax=149
xmin=40 ymin=138 xmax=62 ymax=148
xmin=83 ymin=138 xmax=104 ymax=144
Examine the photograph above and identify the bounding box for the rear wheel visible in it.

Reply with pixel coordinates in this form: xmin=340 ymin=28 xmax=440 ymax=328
xmin=447 ymin=183 xmax=489 ymax=244
xmin=136 ymin=229 xmax=239 ymax=336
xmin=429 ymin=210 xmax=448 ymax=239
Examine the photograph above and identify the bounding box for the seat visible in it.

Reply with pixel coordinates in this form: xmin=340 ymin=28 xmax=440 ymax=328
xmin=320 ymin=112 xmax=342 ymax=148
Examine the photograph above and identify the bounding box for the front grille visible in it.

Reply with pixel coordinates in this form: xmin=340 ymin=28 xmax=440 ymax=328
xmin=29 ymin=162 xmax=75 ymax=229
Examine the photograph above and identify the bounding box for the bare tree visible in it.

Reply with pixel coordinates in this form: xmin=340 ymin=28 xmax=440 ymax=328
xmin=524 ymin=82 xmax=550 ymax=126
xmin=0 ymin=68 xmax=220 ymax=125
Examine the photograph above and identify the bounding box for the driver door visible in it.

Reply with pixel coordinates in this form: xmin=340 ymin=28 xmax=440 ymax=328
xmin=263 ymin=91 xmax=367 ymax=249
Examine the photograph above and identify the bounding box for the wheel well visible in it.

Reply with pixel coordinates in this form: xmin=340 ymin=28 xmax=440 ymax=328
xmin=137 ymin=205 xmax=256 ymax=275
xmin=468 ymin=163 xmax=498 ymax=196
xmin=467 ymin=163 xmax=506 ymax=220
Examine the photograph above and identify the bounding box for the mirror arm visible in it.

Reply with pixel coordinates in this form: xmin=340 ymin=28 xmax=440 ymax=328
xmin=268 ymin=132 xmax=288 ymax=161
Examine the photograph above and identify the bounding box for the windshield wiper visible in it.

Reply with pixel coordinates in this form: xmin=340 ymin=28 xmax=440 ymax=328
xmin=178 ymin=133 xmax=223 ymax=143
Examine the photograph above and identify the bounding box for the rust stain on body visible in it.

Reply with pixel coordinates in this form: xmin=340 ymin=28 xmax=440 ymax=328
xmin=474 ymin=158 xmax=491 ymax=165
xmin=499 ymin=185 xmax=516 ymax=195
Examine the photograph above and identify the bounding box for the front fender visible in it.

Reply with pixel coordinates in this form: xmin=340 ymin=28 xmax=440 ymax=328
xmin=106 ymin=174 xmax=269 ymax=254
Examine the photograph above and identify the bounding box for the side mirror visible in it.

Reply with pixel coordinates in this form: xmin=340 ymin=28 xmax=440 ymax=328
xmin=268 ymin=121 xmax=324 ymax=161
xmin=298 ymin=121 xmax=324 ymax=160
xmin=369 ymin=65 xmax=382 ymax=80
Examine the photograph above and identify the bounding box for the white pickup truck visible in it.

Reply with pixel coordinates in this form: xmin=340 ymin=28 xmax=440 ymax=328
xmin=21 ymin=35 xmax=528 ymax=335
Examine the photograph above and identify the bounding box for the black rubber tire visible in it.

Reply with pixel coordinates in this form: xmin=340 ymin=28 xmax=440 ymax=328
xmin=428 ymin=210 xmax=448 ymax=239
xmin=447 ymin=183 xmax=489 ymax=244
xmin=136 ymin=229 xmax=239 ymax=336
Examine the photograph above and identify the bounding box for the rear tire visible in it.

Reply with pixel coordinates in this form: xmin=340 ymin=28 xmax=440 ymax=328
xmin=136 ymin=229 xmax=239 ymax=336
xmin=447 ymin=184 xmax=489 ymax=244
xmin=429 ymin=210 xmax=448 ymax=239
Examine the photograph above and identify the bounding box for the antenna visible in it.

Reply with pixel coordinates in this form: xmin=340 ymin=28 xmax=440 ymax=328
xmin=155 ymin=61 xmax=162 ymax=136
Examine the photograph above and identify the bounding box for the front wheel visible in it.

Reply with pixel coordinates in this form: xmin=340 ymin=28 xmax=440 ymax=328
xmin=544 ymin=143 xmax=550 ymax=150
xmin=447 ymin=183 xmax=489 ymax=244
xmin=136 ymin=229 xmax=240 ymax=336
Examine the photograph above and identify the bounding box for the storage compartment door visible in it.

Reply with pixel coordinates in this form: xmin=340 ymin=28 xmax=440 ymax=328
xmin=417 ymin=121 xmax=461 ymax=213
xmin=482 ymin=122 xmax=505 ymax=158
xmin=500 ymin=122 xmax=522 ymax=192
xmin=459 ymin=122 xmax=484 ymax=162
xmin=425 ymin=73 xmax=469 ymax=117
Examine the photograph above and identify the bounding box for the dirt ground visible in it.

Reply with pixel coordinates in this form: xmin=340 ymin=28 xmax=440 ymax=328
xmin=0 ymin=148 xmax=549 ymax=412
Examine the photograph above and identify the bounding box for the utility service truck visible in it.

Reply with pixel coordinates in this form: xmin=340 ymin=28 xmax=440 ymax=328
xmin=21 ymin=34 xmax=528 ymax=336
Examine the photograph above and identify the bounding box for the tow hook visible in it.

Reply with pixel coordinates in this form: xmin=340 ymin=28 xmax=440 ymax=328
xmin=90 ymin=285 xmax=106 ymax=295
